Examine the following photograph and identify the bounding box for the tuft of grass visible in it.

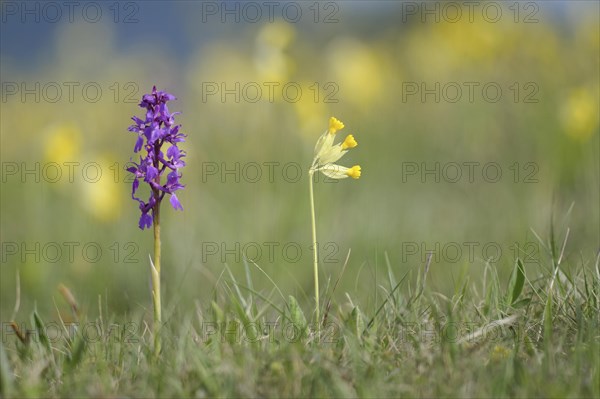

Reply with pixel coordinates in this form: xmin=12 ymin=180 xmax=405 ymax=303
xmin=2 ymin=234 xmax=599 ymax=398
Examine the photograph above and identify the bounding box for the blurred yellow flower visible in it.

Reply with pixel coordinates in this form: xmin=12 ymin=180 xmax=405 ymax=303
xmin=43 ymin=123 xmax=82 ymax=165
xmin=81 ymin=156 xmax=123 ymax=222
xmin=254 ymin=21 xmax=296 ymax=82
xmin=188 ymin=42 xmax=256 ymax=95
xmin=436 ymin=20 xmax=504 ymax=64
xmin=561 ymin=87 xmax=599 ymax=141
xmin=327 ymin=38 xmax=384 ymax=108
xmin=294 ymin=92 xmax=328 ymax=138
xmin=256 ymin=20 xmax=296 ymax=50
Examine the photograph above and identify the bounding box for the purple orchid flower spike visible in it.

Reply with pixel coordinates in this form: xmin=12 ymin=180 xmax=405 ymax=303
xmin=127 ymin=86 xmax=186 ymax=230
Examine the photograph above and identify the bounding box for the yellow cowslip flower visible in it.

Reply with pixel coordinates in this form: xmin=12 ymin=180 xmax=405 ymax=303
xmin=347 ymin=165 xmax=361 ymax=179
xmin=311 ymin=117 xmax=361 ymax=180
xmin=314 ymin=116 xmax=344 ymax=159
xmin=341 ymin=134 xmax=357 ymax=150
xmin=328 ymin=116 xmax=345 ymax=134
xmin=308 ymin=116 xmax=361 ymax=330
xmin=317 ymin=164 xmax=362 ymax=180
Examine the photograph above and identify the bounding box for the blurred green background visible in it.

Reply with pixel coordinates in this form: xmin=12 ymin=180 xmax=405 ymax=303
xmin=1 ymin=1 xmax=598 ymax=320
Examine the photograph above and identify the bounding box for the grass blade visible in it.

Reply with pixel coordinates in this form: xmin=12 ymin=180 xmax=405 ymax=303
xmin=364 ymin=269 xmax=410 ymax=333
xmin=511 ymin=258 xmax=526 ymax=305
xmin=33 ymin=311 xmax=51 ymax=352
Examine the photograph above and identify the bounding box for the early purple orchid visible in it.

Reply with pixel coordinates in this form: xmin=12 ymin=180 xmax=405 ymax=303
xmin=126 ymin=86 xmax=187 ymax=356
xmin=127 ymin=86 xmax=186 ymax=230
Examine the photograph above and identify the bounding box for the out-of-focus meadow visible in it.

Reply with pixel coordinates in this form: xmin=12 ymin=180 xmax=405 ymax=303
xmin=1 ymin=1 xmax=598 ymax=319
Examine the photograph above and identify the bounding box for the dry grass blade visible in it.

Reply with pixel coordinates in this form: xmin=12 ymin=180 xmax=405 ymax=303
xmin=10 ymin=322 xmax=27 ymax=344
xmin=58 ymin=284 xmax=79 ymax=318
xmin=458 ymin=314 xmax=518 ymax=344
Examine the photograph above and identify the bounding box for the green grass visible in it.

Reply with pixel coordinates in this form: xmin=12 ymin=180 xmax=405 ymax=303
xmin=1 ymin=227 xmax=598 ymax=399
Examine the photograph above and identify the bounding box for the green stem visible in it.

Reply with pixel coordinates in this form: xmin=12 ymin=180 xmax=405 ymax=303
xmin=309 ymin=171 xmax=320 ymax=331
xmin=151 ymin=201 xmax=162 ymax=357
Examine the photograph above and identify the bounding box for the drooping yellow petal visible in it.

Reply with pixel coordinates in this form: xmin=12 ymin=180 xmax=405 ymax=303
xmin=341 ymin=134 xmax=357 ymax=150
xmin=319 ymin=164 xmax=349 ymax=179
xmin=328 ymin=116 xmax=344 ymax=134
xmin=346 ymin=165 xmax=361 ymax=179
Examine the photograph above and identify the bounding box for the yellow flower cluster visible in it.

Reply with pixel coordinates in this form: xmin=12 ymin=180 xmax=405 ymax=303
xmin=310 ymin=117 xmax=361 ymax=179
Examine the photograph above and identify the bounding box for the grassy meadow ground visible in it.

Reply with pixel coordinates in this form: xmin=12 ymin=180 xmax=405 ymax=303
xmin=1 ymin=238 xmax=599 ymax=398
xmin=1 ymin=2 xmax=599 ymax=398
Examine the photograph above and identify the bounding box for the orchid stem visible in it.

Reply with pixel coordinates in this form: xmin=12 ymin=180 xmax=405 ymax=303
xmin=309 ymin=171 xmax=320 ymax=333
xmin=151 ymin=201 xmax=162 ymax=357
